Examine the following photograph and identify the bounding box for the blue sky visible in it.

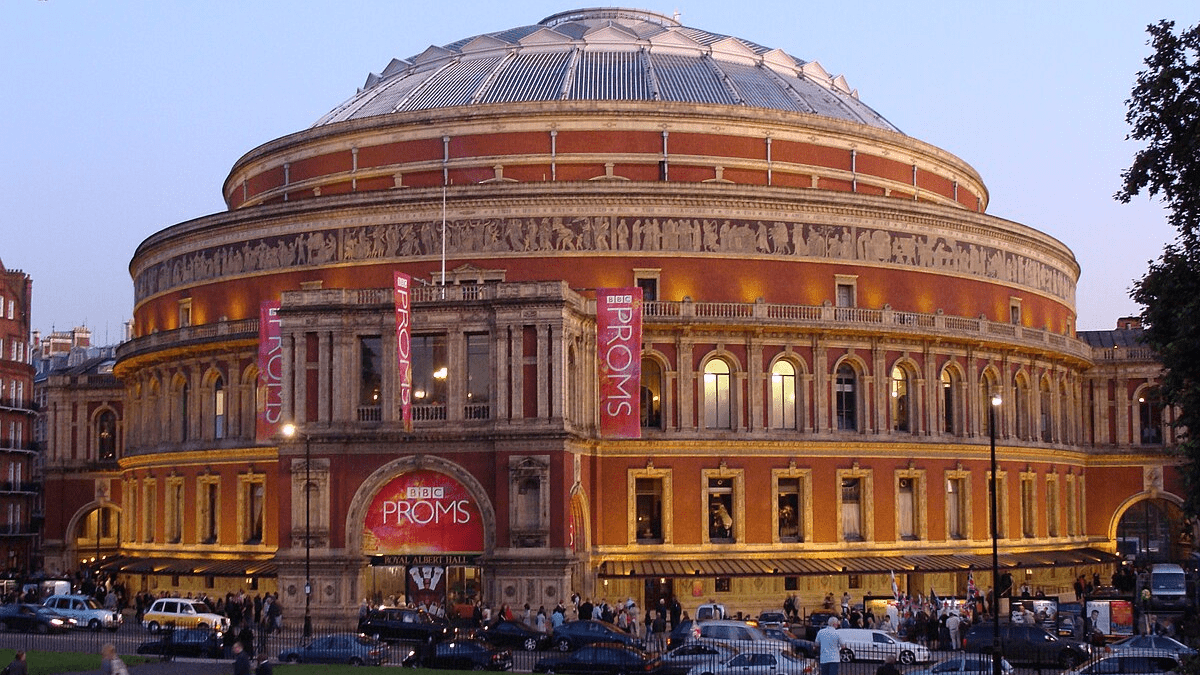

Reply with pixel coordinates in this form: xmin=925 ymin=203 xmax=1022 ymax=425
xmin=1 ymin=1 xmax=1192 ymax=341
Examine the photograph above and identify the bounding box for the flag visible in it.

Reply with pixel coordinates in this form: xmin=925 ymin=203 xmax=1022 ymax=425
xmin=930 ymin=587 xmax=941 ymax=610
xmin=967 ymin=571 xmax=978 ymax=600
xmin=891 ymin=570 xmax=900 ymax=601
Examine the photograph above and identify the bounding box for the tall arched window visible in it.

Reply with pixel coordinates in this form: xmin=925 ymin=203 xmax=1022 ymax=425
xmin=836 ymin=363 xmax=857 ymax=431
xmin=641 ymin=358 xmax=663 ymax=429
xmin=703 ymin=359 xmax=732 ymax=429
xmin=97 ymin=410 xmax=117 ymax=461
xmin=980 ymin=372 xmax=997 ymax=436
xmin=1014 ymin=376 xmax=1030 ymax=440
xmin=1039 ymin=380 xmax=1053 ymax=443
xmin=213 ymin=375 xmax=226 ymax=440
xmin=890 ymin=366 xmax=910 ymax=433
xmin=179 ymin=381 xmax=190 ymax=442
xmin=941 ymin=368 xmax=961 ymax=435
xmin=1139 ymin=387 xmax=1163 ymax=445
xmin=770 ymin=360 xmax=797 ymax=430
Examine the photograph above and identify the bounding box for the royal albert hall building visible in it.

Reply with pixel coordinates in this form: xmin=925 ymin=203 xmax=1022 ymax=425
xmin=75 ymin=8 xmax=1187 ymax=621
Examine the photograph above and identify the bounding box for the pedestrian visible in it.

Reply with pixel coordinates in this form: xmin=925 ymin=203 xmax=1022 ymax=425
xmin=816 ymin=617 xmax=843 ymax=675
xmin=233 ymin=640 xmax=252 ymax=675
xmin=255 ymin=656 xmax=274 ymax=675
xmin=1 ymin=650 xmax=27 ymax=675
xmin=876 ymin=654 xmax=902 ymax=675
xmin=100 ymin=643 xmax=129 ymax=675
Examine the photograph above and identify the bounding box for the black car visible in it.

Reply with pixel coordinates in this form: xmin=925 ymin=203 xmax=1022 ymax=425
xmin=667 ymin=620 xmax=698 ymax=649
xmin=480 ymin=619 xmax=552 ymax=651
xmin=534 ymin=643 xmax=660 ymax=675
xmin=963 ymin=622 xmax=1091 ymax=668
xmin=552 ymin=619 xmax=644 ymax=651
xmin=804 ymin=612 xmax=840 ymax=640
xmin=136 ymin=627 xmax=224 ymax=659
xmin=359 ymin=607 xmax=451 ymax=644
xmin=761 ymin=626 xmax=818 ymax=657
xmin=1067 ymin=654 xmax=1181 ymax=675
xmin=0 ymin=603 xmax=73 ymax=633
xmin=415 ymin=639 xmax=514 ymax=670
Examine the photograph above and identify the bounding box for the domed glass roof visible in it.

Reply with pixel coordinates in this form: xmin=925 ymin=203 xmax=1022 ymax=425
xmin=314 ymin=8 xmax=898 ymax=132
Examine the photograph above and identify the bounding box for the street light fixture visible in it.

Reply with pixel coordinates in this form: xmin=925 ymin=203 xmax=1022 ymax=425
xmin=282 ymin=422 xmax=313 ymax=638
xmin=989 ymin=393 xmax=1002 ymax=675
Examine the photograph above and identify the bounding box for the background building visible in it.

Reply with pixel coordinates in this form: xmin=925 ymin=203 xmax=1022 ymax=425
xmin=38 ymin=8 xmax=1185 ymax=622
xmin=0 ymin=259 xmax=37 ymax=575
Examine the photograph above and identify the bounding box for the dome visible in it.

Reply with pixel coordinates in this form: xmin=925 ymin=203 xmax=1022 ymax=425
xmin=314 ymin=7 xmax=898 ymax=132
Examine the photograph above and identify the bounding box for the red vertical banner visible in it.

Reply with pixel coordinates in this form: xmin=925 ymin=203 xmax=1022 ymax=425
xmin=256 ymin=300 xmax=283 ymax=440
xmin=597 ymin=288 xmax=642 ymax=438
xmin=394 ymin=272 xmax=413 ymax=432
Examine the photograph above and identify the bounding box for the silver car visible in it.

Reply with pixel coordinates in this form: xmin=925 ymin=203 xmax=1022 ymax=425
xmin=687 ymin=650 xmax=814 ymax=675
xmin=907 ymin=655 xmax=1014 ymax=675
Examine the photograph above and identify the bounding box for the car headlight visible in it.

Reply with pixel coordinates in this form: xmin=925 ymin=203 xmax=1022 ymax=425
xmin=50 ymin=619 xmax=64 ymax=626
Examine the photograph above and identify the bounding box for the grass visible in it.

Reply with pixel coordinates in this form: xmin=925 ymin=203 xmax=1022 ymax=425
xmin=0 ymin=648 xmax=152 ymax=675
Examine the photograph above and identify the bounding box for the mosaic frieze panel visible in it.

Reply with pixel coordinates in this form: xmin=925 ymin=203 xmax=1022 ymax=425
xmin=134 ymin=216 xmax=1075 ymax=304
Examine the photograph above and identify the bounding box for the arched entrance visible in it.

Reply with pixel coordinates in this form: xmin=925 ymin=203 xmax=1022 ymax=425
xmin=1115 ymin=497 xmax=1189 ymax=564
xmin=65 ymin=502 xmax=121 ymax=569
xmin=345 ymin=455 xmax=495 ymax=618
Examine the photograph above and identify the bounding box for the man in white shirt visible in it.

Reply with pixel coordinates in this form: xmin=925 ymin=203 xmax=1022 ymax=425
xmin=816 ymin=617 xmax=843 ymax=675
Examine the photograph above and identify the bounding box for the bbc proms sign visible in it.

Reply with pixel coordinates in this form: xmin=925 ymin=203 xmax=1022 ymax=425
xmin=362 ymin=470 xmax=485 ymax=555
xmin=597 ymin=288 xmax=642 ymax=438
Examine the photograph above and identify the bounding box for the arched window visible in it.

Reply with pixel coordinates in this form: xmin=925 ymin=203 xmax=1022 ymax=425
xmin=941 ymin=368 xmax=961 ymax=436
xmin=97 ymin=410 xmax=117 ymax=461
xmin=835 ymin=363 xmax=857 ymax=431
xmin=1040 ymin=380 xmax=1053 ymax=443
xmin=770 ymin=360 xmax=797 ymax=430
xmin=641 ymin=358 xmax=663 ymax=429
xmin=1014 ymin=376 xmax=1030 ymax=440
xmin=179 ymin=381 xmax=190 ymax=442
xmin=1139 ymin=388 xmax=1163 ymax=445
xmin=703 ymin=359 xmax=732 ymax=429
xmin=213 ymin=375 xmax=226 ymax=440
xmin=890 ymin=365 xmax=910 ymax=433
xmin=980 ymin=372 xmax=997 ymax=436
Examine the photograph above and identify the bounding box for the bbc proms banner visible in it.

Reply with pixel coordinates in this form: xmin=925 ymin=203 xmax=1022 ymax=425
xmin=394 ymin=272 xmax=413 ymax=432
xmin=256 ymin=300 xmax=283 ymax=440
xmin=362 ymin=470 xmax=485 ymax=555
xmin=597 ymin=288 xmax=642 ymax=438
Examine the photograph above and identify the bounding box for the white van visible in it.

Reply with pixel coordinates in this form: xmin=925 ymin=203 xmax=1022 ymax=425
xmin=1149 ymin=563 xmax=1189 ymax=610
xmin=834 ymin=628 xmax=931 ymax=664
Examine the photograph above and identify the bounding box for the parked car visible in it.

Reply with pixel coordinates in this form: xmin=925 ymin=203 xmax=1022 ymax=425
xmin=1109 ymin=635 xmax=1197 ymax=658
xmin=906 ymin=654 xmax=1014 ymax=675
xmin=479 ymin=619 xmax=552 ymax=651
xmin=0 ymin=603 xmax=74 ymax=633
xmin=41 ymin=594 xmax=122 ymax=632
xmin=136 ymin=627 xmax=225 ymax=659
xmin=552 ymin=619 xmax=644 ymax=651
xmin=358 ymin=607 xmax=451 ymax=644
xmin=835 ymin=628 xmax=931 ymax=664
xmin=534 ymin=643 xmax=660 ymax=675
xmin=142 ymin=598 xmax=230 ymax=633
xmin=761 ymin=626 xmax=818 ymax=658
xmin=757 ymin=611 xmax=789 ymax=627
xmin=686 ymin=649 xmax=815 ymax=675
xmin=278 ymin=633 xmax=390 ymax=666
xmin=668 ymin=620 xmax=700 ymax=650
xmin=1064 ymin=654 xmax=1181 ymax=675
xmin=696 ymin=604 xmax=728 ymax=621
xmin=693 ymin=620 xmax=781 ymax=652
xmin=416 ymin=639 xmax=514 ymax=670
xmin=658 ymin=640 xmax=741 ymax=675
xmin=803 ymin=612 xmax=840 ymax=640
xmin=963 ymin=622 xmax=1091 ymax=668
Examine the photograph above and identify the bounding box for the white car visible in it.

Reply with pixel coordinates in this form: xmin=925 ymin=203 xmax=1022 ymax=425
xmin=42 ymin=594 xmax=122 ymax=632
xmin=834 ymin=628 xmax=931 ymax=664
xmin=687 ymin=650 xmax=815 ymax=675
xmin=907 ymin=655 xmax=1014 ymax=675
xmin=142 ymin=597 xmax=230 ymax=633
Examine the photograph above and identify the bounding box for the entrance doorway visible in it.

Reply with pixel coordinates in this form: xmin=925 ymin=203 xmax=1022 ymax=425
xmin=643 ymin=577 xmax=674 ymax=618
xmin=1116 ymin=498 xmax=1187 ymax=564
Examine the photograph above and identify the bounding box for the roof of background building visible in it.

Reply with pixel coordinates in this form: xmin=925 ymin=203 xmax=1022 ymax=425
xmin=314 ymin=7 xmax=898 ymax=132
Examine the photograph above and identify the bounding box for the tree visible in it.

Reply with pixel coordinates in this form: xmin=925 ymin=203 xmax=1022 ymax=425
xmin=1118 ymin=20 xmax=1200 ymax=517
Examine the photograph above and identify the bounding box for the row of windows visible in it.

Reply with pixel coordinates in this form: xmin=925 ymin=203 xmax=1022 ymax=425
xmin=123 ymin=474 xmax=266 ymax=547
xmin=359 ymin=334 xmax=490 ymax=421
xmin=629 ymin=467 xmax=1086 ymax=546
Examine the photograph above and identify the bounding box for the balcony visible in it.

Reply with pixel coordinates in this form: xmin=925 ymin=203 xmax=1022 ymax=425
xmin=0 ymin=482 xmax=39 ymax=494
xmin=117 ymin=317 xmax=260 ymax=361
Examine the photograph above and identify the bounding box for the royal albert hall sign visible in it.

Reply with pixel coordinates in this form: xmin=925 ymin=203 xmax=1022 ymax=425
xmin=362 ymin=470 xmax=485 ymax=556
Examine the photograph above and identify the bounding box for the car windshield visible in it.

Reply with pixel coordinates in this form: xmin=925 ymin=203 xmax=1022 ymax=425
xmin=1152 ymin=574 xmax=1186 ymax=592
xmin=82 ymin=598 xmax=102 ymax=609
xmin=188 ymin=602 xmax=214 ymax=614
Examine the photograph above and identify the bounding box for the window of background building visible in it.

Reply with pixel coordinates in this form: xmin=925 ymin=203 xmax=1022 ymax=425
xmin=1014 ymin=377 xmax=1030 ymax=440
xmin=97 ymin=410 xmax=116 ymax=461
xmin=941 ymin=368 xmax=960 ymax=435
xmin=778 ymin=477 xmax=802 ymax=542
xmin=201 ymin=479 xmax=219 ymax=544
xmin=359 ymin=336 xmax=383 ymax=421
xmin=891 ymin=366 xmax=910 ymax=432
xmin=836 ymin=364 xmax=857 ymax=431
xmin=707 ymin=477 xmax=735 ymax=543
xmin=635 ymin=478 xmax=663 ymax=543
xmin=412 ymin=335 xmax=448 ymax=420
xmin=465 ymin=333 xmax=491 ymax=419
xmin=641 ymin=358 xmax=663 ymax=429
xmin=1021 ymin=476 xmax=1036 ymax=538
xmin=703 ymin=359 xmax=732 ymax=429
xmin=179 ymin=381 xmax=190 ymax=442
xmin=1009 ymin=297 xmax=1022 ymax=325
xmin=635 ymin=274 xmax=659 ymax=303
xmin=785 ymin=577 xmax=799 ymax=591
xmin=245 ymin=480 xmax=265 ymax=544
xmin=715 ymin=578 xmax=731 ymax=593
xmin=1040 ymin=381 xmax=1053 ymax=443
xmin=980 ymin=374 xmax=997 ymax=436
xmin=213 ymin=376 xmax=225 ymax=439
xmin=1139 ymin=389 xmax=1163 ymax=444
xmin=771 ymin=360 xmax=797 ymax=430
xmin=1046 ymin=477 xmax=1059 ymax=537
xmin=1066 ymin=475 xmax=1078 ymax=536
xmin=989 ymin=471 xmax=1009 ymax=539
xmin=842 ymin=477 xmax=863 ymax=541
xmin=947 ymin=476 xmax=967 ymax=539
xmin=144 ymin=481 xmax=156 ymax=544
xmin=898 ymin=477 xmax=917 ymax=539
xmin=168 ymin=480 xmax=183 ymax=543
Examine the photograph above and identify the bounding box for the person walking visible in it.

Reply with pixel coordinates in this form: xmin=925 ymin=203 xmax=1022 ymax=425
xmin=1 ymin=650 xmax=27 ymax=675
xmin=816 ymin=617 xmax=843 ymax=675
xmin=233 ymin=640 xmax=252 ymax=675
xmin=100 ymin=644 xmax=129 ymax=675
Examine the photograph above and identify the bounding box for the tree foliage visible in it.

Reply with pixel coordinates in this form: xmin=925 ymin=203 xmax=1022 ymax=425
xmin=1120 ymin=20 xmax=1200 ymax=517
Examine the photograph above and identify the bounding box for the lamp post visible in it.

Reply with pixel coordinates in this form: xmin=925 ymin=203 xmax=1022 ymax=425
xmin=282 ymin=423 xmax=313 ymax=638
xmin=988 ymin=393 xmax=1002 ymax=675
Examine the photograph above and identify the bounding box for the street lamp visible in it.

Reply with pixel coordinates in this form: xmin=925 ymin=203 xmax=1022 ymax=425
xmin=282 ymin=423 xmax=313 ymax=638
xmin=988 ymin=393 xmax=1002 ymax=675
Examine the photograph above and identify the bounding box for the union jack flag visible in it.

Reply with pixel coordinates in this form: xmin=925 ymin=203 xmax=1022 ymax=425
xmin=967 ymin=570 xmax=978 ymax=599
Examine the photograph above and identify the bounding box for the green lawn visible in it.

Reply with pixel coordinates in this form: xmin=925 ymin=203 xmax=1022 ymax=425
xmin=0 ymin=648 xmax=152 ymax=675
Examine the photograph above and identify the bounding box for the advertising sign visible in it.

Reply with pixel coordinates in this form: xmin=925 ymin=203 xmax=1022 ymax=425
xmin=597 ymin=288 xmax=642 ymax=438
xmin=256 ymin=300 xmax=283 ymax=440
xmin=1011 ymin=598 xmax=1059 ymax=632
xmin=362 ymin=470 xmax=485 ymax=555
xmin=394 ymin=272 xmax=413 ymax=432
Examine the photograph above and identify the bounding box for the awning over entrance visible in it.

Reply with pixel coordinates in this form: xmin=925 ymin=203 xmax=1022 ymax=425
xmin=96 ymin=556 xmax=277 ymax=578
xmin=596 ymin=548 xmax=1121 ymax=578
